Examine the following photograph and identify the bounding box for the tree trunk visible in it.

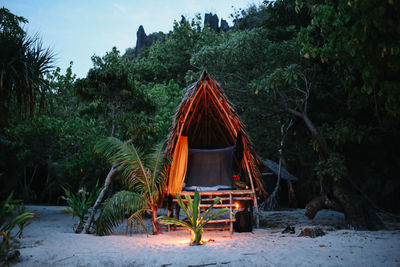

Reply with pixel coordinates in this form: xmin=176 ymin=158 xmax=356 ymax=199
xmin=151 ymin=206 xmax=161 ymax=235
xmin=85 ymin=139 xmax=131 ymax=233
xmin=332 ymin=184 xmax=383 ymax=230
xmin=84 ymin=165 xmax=118 ymax=233
xmin=305 ymin=183 xmax=383 ymax=230
xmin=288 ymin=108 xmax=383 ymax=230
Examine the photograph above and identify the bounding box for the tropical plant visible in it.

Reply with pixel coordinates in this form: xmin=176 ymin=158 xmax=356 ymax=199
xmin=157 ymin=190 xmax=229 ymax=246
xmin=60 ymin=185 xmax=101 ymax=233
xmin=0 ymin=7 xmax=54 ymax=125
xmin=94 ymin=137 xmax=167 ymax=235
xmin=0 ymin=192 xmax=36 ymax=254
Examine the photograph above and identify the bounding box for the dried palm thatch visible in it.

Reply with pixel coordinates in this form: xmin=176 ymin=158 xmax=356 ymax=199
xmin=164 ymin=71 xmax=266 ymax=197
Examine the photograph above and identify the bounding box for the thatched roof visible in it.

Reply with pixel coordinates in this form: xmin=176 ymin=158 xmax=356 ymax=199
xmin=165 ymin=71 xmax=266 ymax=197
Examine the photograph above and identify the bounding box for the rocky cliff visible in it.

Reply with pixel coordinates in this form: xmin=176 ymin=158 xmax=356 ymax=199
xmin=125 ymin=13 xmax=230 ymax=58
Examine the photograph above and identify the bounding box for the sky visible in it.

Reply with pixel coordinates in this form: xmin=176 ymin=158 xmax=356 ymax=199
xmin=2 ymin=0 xmax=258 ymax=78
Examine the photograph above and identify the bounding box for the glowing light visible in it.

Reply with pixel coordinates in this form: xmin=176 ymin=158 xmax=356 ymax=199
xmin=235 ymin=203 xmax=240 ymax=210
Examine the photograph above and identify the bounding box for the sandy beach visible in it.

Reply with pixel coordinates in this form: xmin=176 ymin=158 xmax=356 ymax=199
xmin=8 ymin=205 xmax=400 ymax=267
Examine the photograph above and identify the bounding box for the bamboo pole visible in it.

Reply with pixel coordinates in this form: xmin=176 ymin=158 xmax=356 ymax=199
xmin=229 ymin=193 xmax=233 ymax=234
xmin=244 ymin=153 xmax=259 ymax=228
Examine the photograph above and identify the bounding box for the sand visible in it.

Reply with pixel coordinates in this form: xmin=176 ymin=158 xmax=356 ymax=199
xmin=10 ymin=205 xmax=400 ymax=267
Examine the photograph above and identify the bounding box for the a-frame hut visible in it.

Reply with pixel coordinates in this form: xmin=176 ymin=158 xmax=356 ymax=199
xmin=164 ymin=71 xmax=266 ymax=231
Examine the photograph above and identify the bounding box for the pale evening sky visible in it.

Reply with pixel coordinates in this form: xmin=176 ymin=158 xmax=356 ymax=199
xmin=1 ymin=0 xmax=258 ymax=77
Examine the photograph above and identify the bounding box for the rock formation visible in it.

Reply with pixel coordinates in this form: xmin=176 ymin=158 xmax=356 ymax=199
xmin=220 ymin=19 xmax=230 ymax=32
xmin=204 ymin=13 xmax=231 ymax=32
xmin=133 ymin=25 xmax=164 ymax=57
xmin=125 ymin=13 xmax=230 ymax=59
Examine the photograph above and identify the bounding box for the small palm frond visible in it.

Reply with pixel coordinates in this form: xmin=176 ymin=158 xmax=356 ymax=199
xmin=156 ymin=216 xmax=192 ymax=229
xmin=199 ymin=208 xmax=230 ymax=228
xmin=127 ymin=209 xmax=147 ymax=236
xmin=95 ymin=137 xmax=148 ymax=186
xmin=96 ymin=191 xmax=146 ymax=236
xmin=59 ymin=208 xmax=78 ymax=217
xmin=1 ymin=212 xmax=37 ymax=234
xmin=198 ymin=196 xmax=223 ymax=224
xmin=146 ymin=141 xmax=167 ymax=204
xmin=175 ymin=193 xmax=192 ymax=224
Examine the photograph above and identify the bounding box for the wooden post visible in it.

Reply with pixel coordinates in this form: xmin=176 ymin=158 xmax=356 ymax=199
xmin=229 ymin=193 xmax=233 ymax=234
xmin=244 ymin=153 xmax=259 ymax=228
xmin=167 ymin=209 xmax=171 ymax=232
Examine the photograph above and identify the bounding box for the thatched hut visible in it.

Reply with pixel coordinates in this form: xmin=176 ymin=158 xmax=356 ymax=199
xmin=164 ymin=71 xmax=266 ymax=231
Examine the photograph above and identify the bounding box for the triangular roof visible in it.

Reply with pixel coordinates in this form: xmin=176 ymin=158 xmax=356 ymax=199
xmin=165 ymin=71 xmax=266 ymax=196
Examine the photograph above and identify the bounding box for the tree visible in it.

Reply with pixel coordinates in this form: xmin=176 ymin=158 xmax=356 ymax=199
xmin=131 ymin=15 xmax=222 ymax=86
xmin=75 ymin=47 xmax=155 ymax=139
xmin=298 ymin=0 xmax=400 ymax=117
xmin=0 ymin=7 xmax=53 ymax=125
xmin=295 ymin=0 xmax=400 ymax=229
xmin=94 ymin=137 xmax=167 ymax=235
xmin=260 ymin=64 xmax=384 ymax=229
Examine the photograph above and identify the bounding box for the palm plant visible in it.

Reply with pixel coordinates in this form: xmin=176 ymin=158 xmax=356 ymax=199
xmin=157 ymin=190 xmax=229 ymax=246
xmin=0 ymin=8 xmax=54 ymax=125
xmin=94 ymin=137 xmax=167 ymax=235
xmin=60 ymin=185 xmax=101 ymax=233
xmin=0 ymin=192 xmax=36 ymax=253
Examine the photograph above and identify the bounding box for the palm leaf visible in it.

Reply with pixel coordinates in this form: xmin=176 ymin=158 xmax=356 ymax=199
xmin=156 ymin=216 xmax=192 ymax=229
xmin=127 ymin=209 xmax=147 ymax=236
xmin=199 ymin=208 xmax=230 ymax=228
xmin=175 ymin=193 xmax=192 ymax=223
xmin=59 ymin=208 xmax=78 ymax=217
xmin=198 ymin=196 xmax=222 ymax=225
xmin=96 ymin=191 xmax=145 ymax=236
xmin=185 ymin=194 xmax=194 ymax=219
xmin=2 ymin=212 xmax=36 ymax=233
xmin=192 ymin=190 xmax=200 ymax=226
xmin=95 ymin=137 xmax=149 ymax=192
xmin=147 ymin=142 xmax=167 ymax=203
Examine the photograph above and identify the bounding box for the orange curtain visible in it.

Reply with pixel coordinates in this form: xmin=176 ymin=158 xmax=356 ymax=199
xmin=167 ymin=136 xmax=188 ymax=195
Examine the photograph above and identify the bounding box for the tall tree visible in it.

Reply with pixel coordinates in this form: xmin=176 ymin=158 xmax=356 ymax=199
xmin=75 ymin=47 xmax=155 ymax=140
xmin=295 ymin=0 xmax=400 ymax=229
xmin=0 ymin=8 xmax=53 ymax=125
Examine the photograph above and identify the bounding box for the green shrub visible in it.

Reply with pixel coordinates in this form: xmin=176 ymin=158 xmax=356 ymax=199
xmin=60 ymin=185 xmax=100 ymax=233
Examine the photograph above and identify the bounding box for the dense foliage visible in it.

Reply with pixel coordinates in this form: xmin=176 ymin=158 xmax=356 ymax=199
xmin=1 ymin=0 xmax=399 ymax=217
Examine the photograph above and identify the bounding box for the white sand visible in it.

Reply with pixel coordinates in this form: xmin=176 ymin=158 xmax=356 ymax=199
xmin=11 ymin=206 xmax=400 ymax=267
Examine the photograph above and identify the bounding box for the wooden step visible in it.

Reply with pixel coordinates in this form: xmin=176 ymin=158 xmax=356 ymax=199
xmin=199 ymin=204 xmax=236 ymax=208
xmin=174 ymin=197 xmax=253 ymax=202
xmin=177 ymin=189 xmax=254 ymax=196
xmin=172 ymin=227 xmax=230 ymax=231
xmin=171 ymin=201 xmax=236 ymax=208
xmin=206 ymin=219 xmax=235 ymax=224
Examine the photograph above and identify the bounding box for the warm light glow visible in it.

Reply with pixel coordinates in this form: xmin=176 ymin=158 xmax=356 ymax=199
xmin=235 ymin=203 xmax=240 ymax=210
